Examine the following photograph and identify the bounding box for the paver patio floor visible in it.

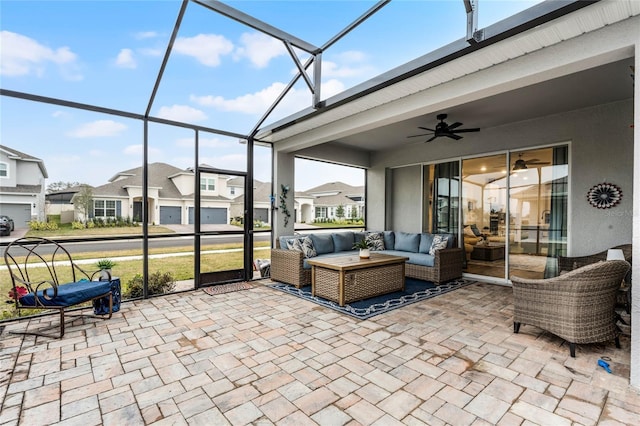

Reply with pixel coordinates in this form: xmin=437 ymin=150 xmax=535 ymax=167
xmin=1 ymin=280 xmax=639 ymax=425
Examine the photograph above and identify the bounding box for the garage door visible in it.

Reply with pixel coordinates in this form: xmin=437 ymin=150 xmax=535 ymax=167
xmin=254 ymin=208 xmax=268 ymax=224
xmin=0 ymin=204 xmax=31 ymax=228
xmin=188 ymin=207 xmax=227 ymax=224
xmin=159 ymin=206 xmax=181 ymax=224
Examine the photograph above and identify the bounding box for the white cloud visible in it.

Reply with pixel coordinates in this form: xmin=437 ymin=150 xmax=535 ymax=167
xmin=115 ymin=48 xmax=137 ymax=69
xmin=173 ymin=34 xmax=234 ymax=66
xmin=67 ymin=120 xmax=127 ymax=138
xmin=234 ymin=32 xmax=287 ymax=68
xmin=0 ymin=30 xmax=82 ymax=80
xmin=190 ymin=78 xmax=345 ymax=117
xmin=135 ymin=31 xmax=159 ymax=40
xmin=156 ymin=105 xmax=208 ymax=122
xmin=322 ymin=60 xmax=374 ymax=79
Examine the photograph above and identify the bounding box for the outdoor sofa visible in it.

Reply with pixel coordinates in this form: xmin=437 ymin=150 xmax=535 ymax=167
xmin=270 ymin=230 xmax=464 ymax=288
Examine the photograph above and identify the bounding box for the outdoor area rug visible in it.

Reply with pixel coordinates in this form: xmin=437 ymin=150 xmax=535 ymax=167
xmin=268 ymin=278 xmax=475 ymax=320
xmin=202 ymin=282 xmax=254 ymax=296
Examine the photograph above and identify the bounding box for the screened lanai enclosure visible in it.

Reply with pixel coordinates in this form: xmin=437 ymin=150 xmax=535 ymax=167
xmin=1 ymin=0 xmax=499 ymax=309
xmin=2 ymin=0 xmax=640 ymax=389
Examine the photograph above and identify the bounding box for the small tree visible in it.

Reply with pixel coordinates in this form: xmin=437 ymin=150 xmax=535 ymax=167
xmin=336 ymin=204 xmax=345 ymax=220
xmin=350 ymin=206 xmax=358 ymax=219
xmin=74 ymin=185 xmax=94 ymax=225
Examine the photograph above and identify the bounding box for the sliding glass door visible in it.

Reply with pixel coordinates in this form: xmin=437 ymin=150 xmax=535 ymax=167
xmin=455 ymin=146 xmax=568 ymax=281
xmin=508 ymin=146 xmax=568 ymax=279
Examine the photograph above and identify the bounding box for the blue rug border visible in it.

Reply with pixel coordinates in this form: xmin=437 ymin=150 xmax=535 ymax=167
xmin=268 ymin=278 xmax=475 ymax=320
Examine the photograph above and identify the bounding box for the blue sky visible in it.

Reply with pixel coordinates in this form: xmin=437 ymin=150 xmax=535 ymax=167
xmin=1 ymin=0 xmax=539 ymax=191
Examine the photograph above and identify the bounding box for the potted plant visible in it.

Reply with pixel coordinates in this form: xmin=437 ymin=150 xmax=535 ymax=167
xmin=353 ymin=239 xmax=371 ymax=259
xmin=96 ymin=259 xmax=116 ymax=281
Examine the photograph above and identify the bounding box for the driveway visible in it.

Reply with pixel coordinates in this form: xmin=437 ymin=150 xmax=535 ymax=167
xmin=0 ymin=227 xmax=28 ymax=244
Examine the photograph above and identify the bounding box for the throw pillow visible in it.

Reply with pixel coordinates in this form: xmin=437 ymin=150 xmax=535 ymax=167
xmin=286 ymin=237 xmax=317 ymax=258
xmin=463 ymin=226 xmax=476 ymax=237
xmin=300 ymin=236 xmax=317 ymax=258
xmin=365 ymin=232 xmax=385 ymax=251
xmin=429 ymin=234 xmax=449 ymax=255
xmin=286 ymin=238 xmax=303 ymax=252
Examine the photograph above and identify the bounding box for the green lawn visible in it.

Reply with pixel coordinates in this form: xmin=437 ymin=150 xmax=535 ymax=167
xmin=1 ymin=241 xmax=271 ymax=320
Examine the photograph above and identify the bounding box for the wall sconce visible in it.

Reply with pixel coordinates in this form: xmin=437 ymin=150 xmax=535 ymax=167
xmin=32 ymin=203 xmax=36 ymax=208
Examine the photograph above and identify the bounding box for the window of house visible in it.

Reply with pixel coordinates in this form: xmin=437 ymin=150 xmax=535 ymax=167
xmin=94 ymin=200 xmax=117 ymax=217
xmin=200 ymin=178 xmax=216 ymax=191
xmin=0 ymin=163 xmax=7 ymax=177
xmin=315 ymin=207 xmax=328 ymax=218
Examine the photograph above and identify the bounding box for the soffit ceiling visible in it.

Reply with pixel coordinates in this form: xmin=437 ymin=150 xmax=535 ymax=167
xmin=332 ymin=57 xmax=635 ymax=152
xmin=258 ymin=1 xmax=638 ymax=156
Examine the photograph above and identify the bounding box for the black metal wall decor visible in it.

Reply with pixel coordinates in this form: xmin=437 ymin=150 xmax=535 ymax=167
xmin=587 ymin=182 xmax=622 ymax=209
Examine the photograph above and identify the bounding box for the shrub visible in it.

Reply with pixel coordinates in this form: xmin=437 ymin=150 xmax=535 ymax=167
xmin=124 ymin=271 xmax=176 ymax=298
xmin=28 ymin=221 xmax=59 ymax=231
xmin=71 ymin=221 xmax=85 ymax=229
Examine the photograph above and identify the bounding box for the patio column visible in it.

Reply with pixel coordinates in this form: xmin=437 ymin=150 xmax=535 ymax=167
xmin=631 ymin=41 xmax=640 ymax=390
xmin=273 ymin=151 xmax=295 ymax=242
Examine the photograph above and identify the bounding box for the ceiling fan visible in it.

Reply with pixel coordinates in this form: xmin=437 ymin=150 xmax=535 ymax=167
xmin=512 ymin=153 xmax=550 ymax=171
xmin=407 ymin=113 xmax=480 ymax=143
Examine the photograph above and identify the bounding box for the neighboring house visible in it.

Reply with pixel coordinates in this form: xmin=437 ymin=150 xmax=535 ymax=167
xmin=304 ymin=182 xmax=365 ymax=222
xmin=71 ymin=162 xmax=235 ymax=225
xmin=229 ymin=180 xmax=272 ymax=225
xmin=46 ymin=185 xmax=89 ymax=224
xmin=0 ymin=145 xmax=48 ymax=227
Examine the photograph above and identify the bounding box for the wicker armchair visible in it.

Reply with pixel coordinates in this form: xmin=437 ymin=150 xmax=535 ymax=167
xmin=557 ymin=243 xmax=631 ymax=313
xmin=511 ymin=260 xmax=630 ymax=357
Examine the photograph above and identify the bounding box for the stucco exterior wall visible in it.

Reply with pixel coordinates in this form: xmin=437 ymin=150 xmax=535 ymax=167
xmin=367 ymin=99 xmax=633 ymax=255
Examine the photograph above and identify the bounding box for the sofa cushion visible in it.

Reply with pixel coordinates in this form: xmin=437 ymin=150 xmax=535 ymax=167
xmin=354 ymin=231 xmax=367 ymax=246
xmin=463 ymin=226 xmax=476 ymax=237
xmin=419 ymin=233 xmax=434 ymax=254
xmin=332 ymin=232 xmax=355 ymax=252
xmin=310 ymin=233 xmax=335 ymax=254
xmin=429 ymin=234 xmax=449 ymax=255
xmin=394 ymin=232 xmax=420 ymax=252
xmin=365 ymin=232 xmax=385 ymax=250
xmin=382 ymin=250 xmax=435 ymax=267
xmin=383 ymin=231 xmax=395 ymax=250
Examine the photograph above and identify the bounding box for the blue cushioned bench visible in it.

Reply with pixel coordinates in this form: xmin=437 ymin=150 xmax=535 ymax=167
xmin=4 ymin=237 xmax=117 ymax=338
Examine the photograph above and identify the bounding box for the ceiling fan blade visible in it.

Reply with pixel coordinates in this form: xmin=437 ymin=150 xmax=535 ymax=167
xmin=426 ymin=135 xmax=438 ymax=142
xmin=445 ymin=133 xmax=463 ymax=140
xmin=452 ymin=128 xmax=480 ymax=133
xmin=447 ymin=122 xmax=463 ymax=130
xmin=418 ymin=127 xmax=436 ymax=132
xmin=524 ymin=158 xmax=541 ymax=163
xmin=407 ymin=133 xmax=432 ymax=138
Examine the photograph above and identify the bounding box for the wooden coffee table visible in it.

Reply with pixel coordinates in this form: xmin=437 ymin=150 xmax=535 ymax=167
xmin=307 ymin=253 xmax=409 ymax=306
